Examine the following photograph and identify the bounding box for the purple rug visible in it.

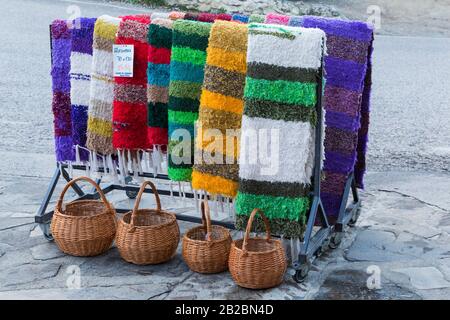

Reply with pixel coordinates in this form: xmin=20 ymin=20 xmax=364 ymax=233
xmin=51 ymin=20 xmax=74 ymax=162
xmin=290 ymin=16 xmax=374 ymax=223
xmin=70 ymin=18 xmax=96 ymax=161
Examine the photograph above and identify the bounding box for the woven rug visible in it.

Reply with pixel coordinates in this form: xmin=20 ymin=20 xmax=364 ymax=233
xmin=147 ymin=18 xmax=173 ymax=149
xmin=86 ymin=15 xmax=121 ymax=157
xmin=235 ymin=23 xmax=326 ymax=238
xmin=231 ymin=14 xmax=249 ymax=24
xmin=198 ymin=13 xmax=232 ymax=22
xmin=70 ymin=18 xmax=96 ymax=162
xmin=191 ymin=20 xmax=248 ymax=197
xmin=288 ymin=16 xmax=303 ymax=27
xmin=264 ymin=13 xmax=289 ymax=25
xmin=184 ymin=12 xmax=199 ymax=21
xmin=182 ymin=12 xmax=232 ymax=22
xmin=167 ymin=20 xmax=212 ymax=181
xmin=294 ymin=16 xmax=374 ymax=223
xmin=169 ymin=11 xmax=186 ymax=20
xmin=51 ymin=20 xmax=74 ymax=162
xmin=112 ymin=15 xmax=151 ymax=151
xmin=248 ymin=14 xmax=265 ymax=23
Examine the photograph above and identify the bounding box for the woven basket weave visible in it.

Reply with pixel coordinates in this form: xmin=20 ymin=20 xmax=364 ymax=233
xmin=229 ymin=209 xmax=287 ymax=289
xmin=51 ymin=176 xmax=117 ymax=257
xmin=182 ymin=201 xmax=231 ymax=273
xmin=115 ymin=180 xmax=180 ymax=265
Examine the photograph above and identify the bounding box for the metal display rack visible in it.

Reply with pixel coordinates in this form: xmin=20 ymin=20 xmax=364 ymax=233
xmin=37 ymin=28 xmax=361 ymax=282
xmin=330 ymin=172 xmax=361 ymax=249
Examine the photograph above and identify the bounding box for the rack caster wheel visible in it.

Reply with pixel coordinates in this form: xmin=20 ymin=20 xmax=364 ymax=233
xmin=318 ymin=238 xmax=331 ymax=256
xmin=124 ymin=176 xmax=138 ymax=199
xmin=315 ymin=247 xmax=322 ymax=257
xmin=126 ymin=190 xmax=138 ymax=199
xmin=329 ymin=232 xmax=343 ymax=249
xmin=39 ymin=223 xmax=54 ymax=241
xmin=348 ymin=208 xmax=361 ymax=227
xmin=293 ymin=262 xmax=311 ymax=283
xmin=316 ymin=244 xmax=327 ymax=257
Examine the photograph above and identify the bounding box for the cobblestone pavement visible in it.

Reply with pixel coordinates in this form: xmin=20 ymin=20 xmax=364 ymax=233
xmin=0 ymin=169 xmax=450 ymax=299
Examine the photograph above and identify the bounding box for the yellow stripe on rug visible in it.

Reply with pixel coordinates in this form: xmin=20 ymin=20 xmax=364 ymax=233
xmin=192 ymin=20 xmax=248 ymax=197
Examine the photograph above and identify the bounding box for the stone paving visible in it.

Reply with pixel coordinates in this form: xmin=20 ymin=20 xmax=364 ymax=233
xmin=0 ymin=169 xmax=450 ymax=300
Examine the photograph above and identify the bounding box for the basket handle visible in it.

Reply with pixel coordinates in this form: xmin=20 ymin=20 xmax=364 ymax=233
xmin=130 ymin=180 xmax=161 ymax=226
xmin=242 ymin=208 xmax=271 ymax=254
xmin=200 ymin=201 xmax=212 ymax=241
xmin=56 ymin=176 xmax=112 ymax=212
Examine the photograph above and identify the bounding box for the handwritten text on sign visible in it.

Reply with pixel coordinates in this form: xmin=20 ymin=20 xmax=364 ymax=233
xmin=113 ymin=45 xmax=134 ymax=78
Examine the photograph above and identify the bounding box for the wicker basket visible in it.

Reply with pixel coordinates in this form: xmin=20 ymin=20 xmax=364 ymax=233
xmin=115 ymin=180 xmax=180 ymax=265
xmin=182 ymin=201 xmax=231 ymax=273
xmin=51 ymin=176 xmax=117 ymax=257
xmin=229 ymin=209 xmax=287 ymax=289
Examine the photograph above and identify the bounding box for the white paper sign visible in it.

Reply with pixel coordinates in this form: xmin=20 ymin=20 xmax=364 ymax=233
xmin=113 ymin=45 xmax=134 ymax=77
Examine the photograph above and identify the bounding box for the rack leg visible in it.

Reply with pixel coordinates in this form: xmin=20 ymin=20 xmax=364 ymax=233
xmin=91 ymin=177 xmax=102 ymax=194
xmin=60 ymin=165 xmax=84 ymax=197
xmin=35 ymin=167 xmax=61 ymax=240
xmin=330 ymin=173 xmax=362 ymax=248
xmin=124 ymin=175 xmax=138 ymax=199
xmin=348 ymin=178 xmax=361 ymax=226
xmin=293 ymin=46 xmax=331 ymax=283
xmin=293 ymin=196 xmax=332 ymax=283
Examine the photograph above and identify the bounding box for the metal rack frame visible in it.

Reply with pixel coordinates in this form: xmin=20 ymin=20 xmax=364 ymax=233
xmin=291 ymin=48 xmax=331 ymax=282
xmin=38 ymin=27 xmax=361 ymax=282
xmin=329 ymin=172 xmax=362 ymax=248
xmin=34 ymin=164 xmax=235 ymax=241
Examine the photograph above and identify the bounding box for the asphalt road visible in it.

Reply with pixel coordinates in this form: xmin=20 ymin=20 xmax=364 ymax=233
xmin=0 ymin=0 xmax=449 ymax=177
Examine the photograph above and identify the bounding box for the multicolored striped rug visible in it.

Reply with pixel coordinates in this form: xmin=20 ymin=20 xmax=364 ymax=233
xmin=288 ymin=16 xmax=303 ymax=27
xmin=264 ymin=13 xmax=289 ymax=25
xmin=248 ymin=14 xmax=265 ymax=23
xmin=184 ymin=12 xmax=199 ymax=21
xmin=86 ymin=15 xmax=121 ymax=157
xmin=147 ymin=18 xmax=173 ymax=149
xmin=294 ymin=16 xmax=374 ymax=223
xmin=235 ymin=23 xmax=326 ymax=238
xmin=169 ymin=11 xmax=186 ymax=20
xmin=51 ymin=20 xmax=74 ymax=162
xmin=191 ymin=20 xmax=248 ymax=197
xmin=167 ymin=20 xmax=212 ymax=181
xmin=181 ymin=12 xmax=232 ymax=22
xmin=231 ymin=14 xmax=249 ymax=24
xmin=70 ymin=18 xmax=96 ymax=162
xmin=112 ymin=15 xmax=151 ymax=151
xmin=198 ymin=13 xmax=232 ymax=22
